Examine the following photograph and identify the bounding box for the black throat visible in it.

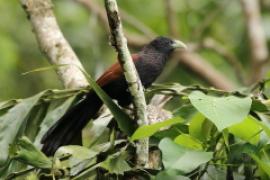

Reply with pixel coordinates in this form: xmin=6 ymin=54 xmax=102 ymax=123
xmin=134 ymin=46 xmax=170 ymax=88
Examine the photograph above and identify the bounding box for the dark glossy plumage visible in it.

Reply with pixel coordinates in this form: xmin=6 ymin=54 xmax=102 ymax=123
xmin=41 ymin=36 xmax=185 ymax=155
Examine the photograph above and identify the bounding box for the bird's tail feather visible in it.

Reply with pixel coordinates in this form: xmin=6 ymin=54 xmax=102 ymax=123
xmin=41 ymin=92 xmax=102 ymax=156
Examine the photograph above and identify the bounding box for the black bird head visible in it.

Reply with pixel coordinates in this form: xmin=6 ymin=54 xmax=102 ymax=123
xmin=148 ymin=36 xmax=186 ymax=54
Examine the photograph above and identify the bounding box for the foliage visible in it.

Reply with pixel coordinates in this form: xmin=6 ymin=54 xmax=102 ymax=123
xmin=0 ymin=80 xmax=270 ymax=179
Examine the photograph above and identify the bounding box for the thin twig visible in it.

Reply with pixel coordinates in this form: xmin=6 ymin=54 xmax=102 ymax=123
xmin=20 ymin=0 xmax=89 ymax=89
xmin=104 ymin=0 xmax=149 ymax=167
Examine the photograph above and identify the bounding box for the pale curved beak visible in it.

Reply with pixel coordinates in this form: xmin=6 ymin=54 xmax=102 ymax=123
xmin=172 ymin=40 xmax=187 ymax=50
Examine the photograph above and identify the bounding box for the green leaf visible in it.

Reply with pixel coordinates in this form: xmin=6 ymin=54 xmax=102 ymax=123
xmin=248 ymin=153 xmax=270 ymax=177
xmin=90 ymin=139 xmax=127 ymax=154
xmin=189 ymin=113 xmax=213 ymax=142
xmin=154 ymin=124 xmax=189 ymax=140
xmin=0 ymin=91 xmax=45 ymax=165
xmin=189 ymin=113 xmax=205 ymax=138
xmin=259 ymin=121 xmax=270 ymax=138
xmin=229 ymin=143 xmax=258 ymax=163
xmin=189 ymin=91 xmax=252 ymax=131
xmin=25 ymin=173 xmax=39 ymax=180
xmin=72 ymin=162 xmax=100 ymax=180
xmin=24 ymin=105 xmax=48 ymax=141
xmin=14 ymin=137 xmax=52 ymax=169
xmin=204 ymin=165 xmax=227 ymax=180
xmin=174 ymin=134 xmax=203 ymax=150
xmin=156 ymin=169 xmax=190 ymax=180
xmin=131 ymin=117 xmax=183 ymax=141
xmin=100 ymin=151 xmax=131 ymax=175
xmin=222 ymin=130 xmax=230 ymax=149
xmin=55 ymin=140 xmax=127 ymax=177
xmin=55 ymin=145 xmax=98 ymax=164
xmin=229 ymin=116 xmax=262 ymax=144
xmin=81 ymin=68 xmax=135 ymax=136
xmin=0 ymin=99 xmax=20 ymax=111
xmin=34 ymin=96 xmax=75 ymax=147
xmin=159 ymin=138 xmax=213 ymax=173
xmin=251 ymin=99 xmax=269 ymax=112
xmin=82 ymin=111 xmax=112 ymax=147
xmin=55 ymin=145 xmax=98 ymax=176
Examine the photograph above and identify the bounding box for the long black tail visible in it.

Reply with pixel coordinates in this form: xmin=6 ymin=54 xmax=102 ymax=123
xmin=41 ymin=92 xmax=103 ymax=156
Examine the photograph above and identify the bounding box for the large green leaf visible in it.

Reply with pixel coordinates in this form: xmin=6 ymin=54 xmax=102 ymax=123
xmin=131 ymin=117 xmax=183 ymax=141
xmin=248 ymin=153 xmax=270 ymax=177
xmin=229 ymin=116 xmax=262 ymax=145
xmin=156 ymin=169 xmax=190 ymax=180
xmin=189 ymin=113 xmax=213 ymax=142
xmin=13 ymin=137 xmax=52 ymax=169
xmin=251 ymin=99 xmax=269 ymax=112
xmin=189 ymin=113 xmax=205 ymax=139
xmin=55 ymin=140 xmax=127 ymax=178
xmin=34 ymin=96 xmax=75 ymax=147
xmin=159 ymin=138 xmax=213 ymax=173
xmin=0 ymin=91 xmax=45 ymax=165
xmin=100 ymin=151 xmax=131 ymax=175
xmin=55 ymin=145 xmax=98 ymax=176
xmin=82 ymin=111 xmax=112 ymax=147
xmin=0 ymin=99 xmax=19 ymax=111
xmin=24 ymin=105 xmax=48 ymax=141
xmin=189 ymin=91 xmax=252 ymax=131
xmin=174 ymin=134 xmax=203 ymax=150
xmin=72 ymin=163 xmax=100 ymax=180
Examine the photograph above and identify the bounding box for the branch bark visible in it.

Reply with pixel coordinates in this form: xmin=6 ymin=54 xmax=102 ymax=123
xmin=21 ymin=0 xmax=88 ymax=89
xmin=240 ymin=0 xmax=269 ymax=83
xmin=104 ymin=0 xmax=149 ymax=167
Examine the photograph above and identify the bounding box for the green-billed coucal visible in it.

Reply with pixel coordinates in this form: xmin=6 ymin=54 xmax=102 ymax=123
xmin=41 ymin=36 xmax=186 ymax=155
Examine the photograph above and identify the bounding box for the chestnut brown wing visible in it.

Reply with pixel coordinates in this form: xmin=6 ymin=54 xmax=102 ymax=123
xmin=96 ymin=54 xmax=140 ymax=87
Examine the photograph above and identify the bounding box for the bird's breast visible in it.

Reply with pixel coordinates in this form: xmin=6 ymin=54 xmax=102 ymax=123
xmin=134 ymin=56 xmax=166 ymax=88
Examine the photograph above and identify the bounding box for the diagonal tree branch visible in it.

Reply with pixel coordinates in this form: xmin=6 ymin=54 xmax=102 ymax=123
xmin=104 ymin=0 xmax=149 ymax=167
xmin=20 ymin=0 xmax=89 ymax=89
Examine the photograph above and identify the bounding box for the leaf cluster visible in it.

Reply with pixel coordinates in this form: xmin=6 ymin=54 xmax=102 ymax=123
xmin=1 ymin=80 xmax=270 ymax=179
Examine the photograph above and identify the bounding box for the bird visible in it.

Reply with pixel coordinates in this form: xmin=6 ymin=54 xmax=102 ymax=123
xmin=41 ymin=36 xmax=186 ymax=156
